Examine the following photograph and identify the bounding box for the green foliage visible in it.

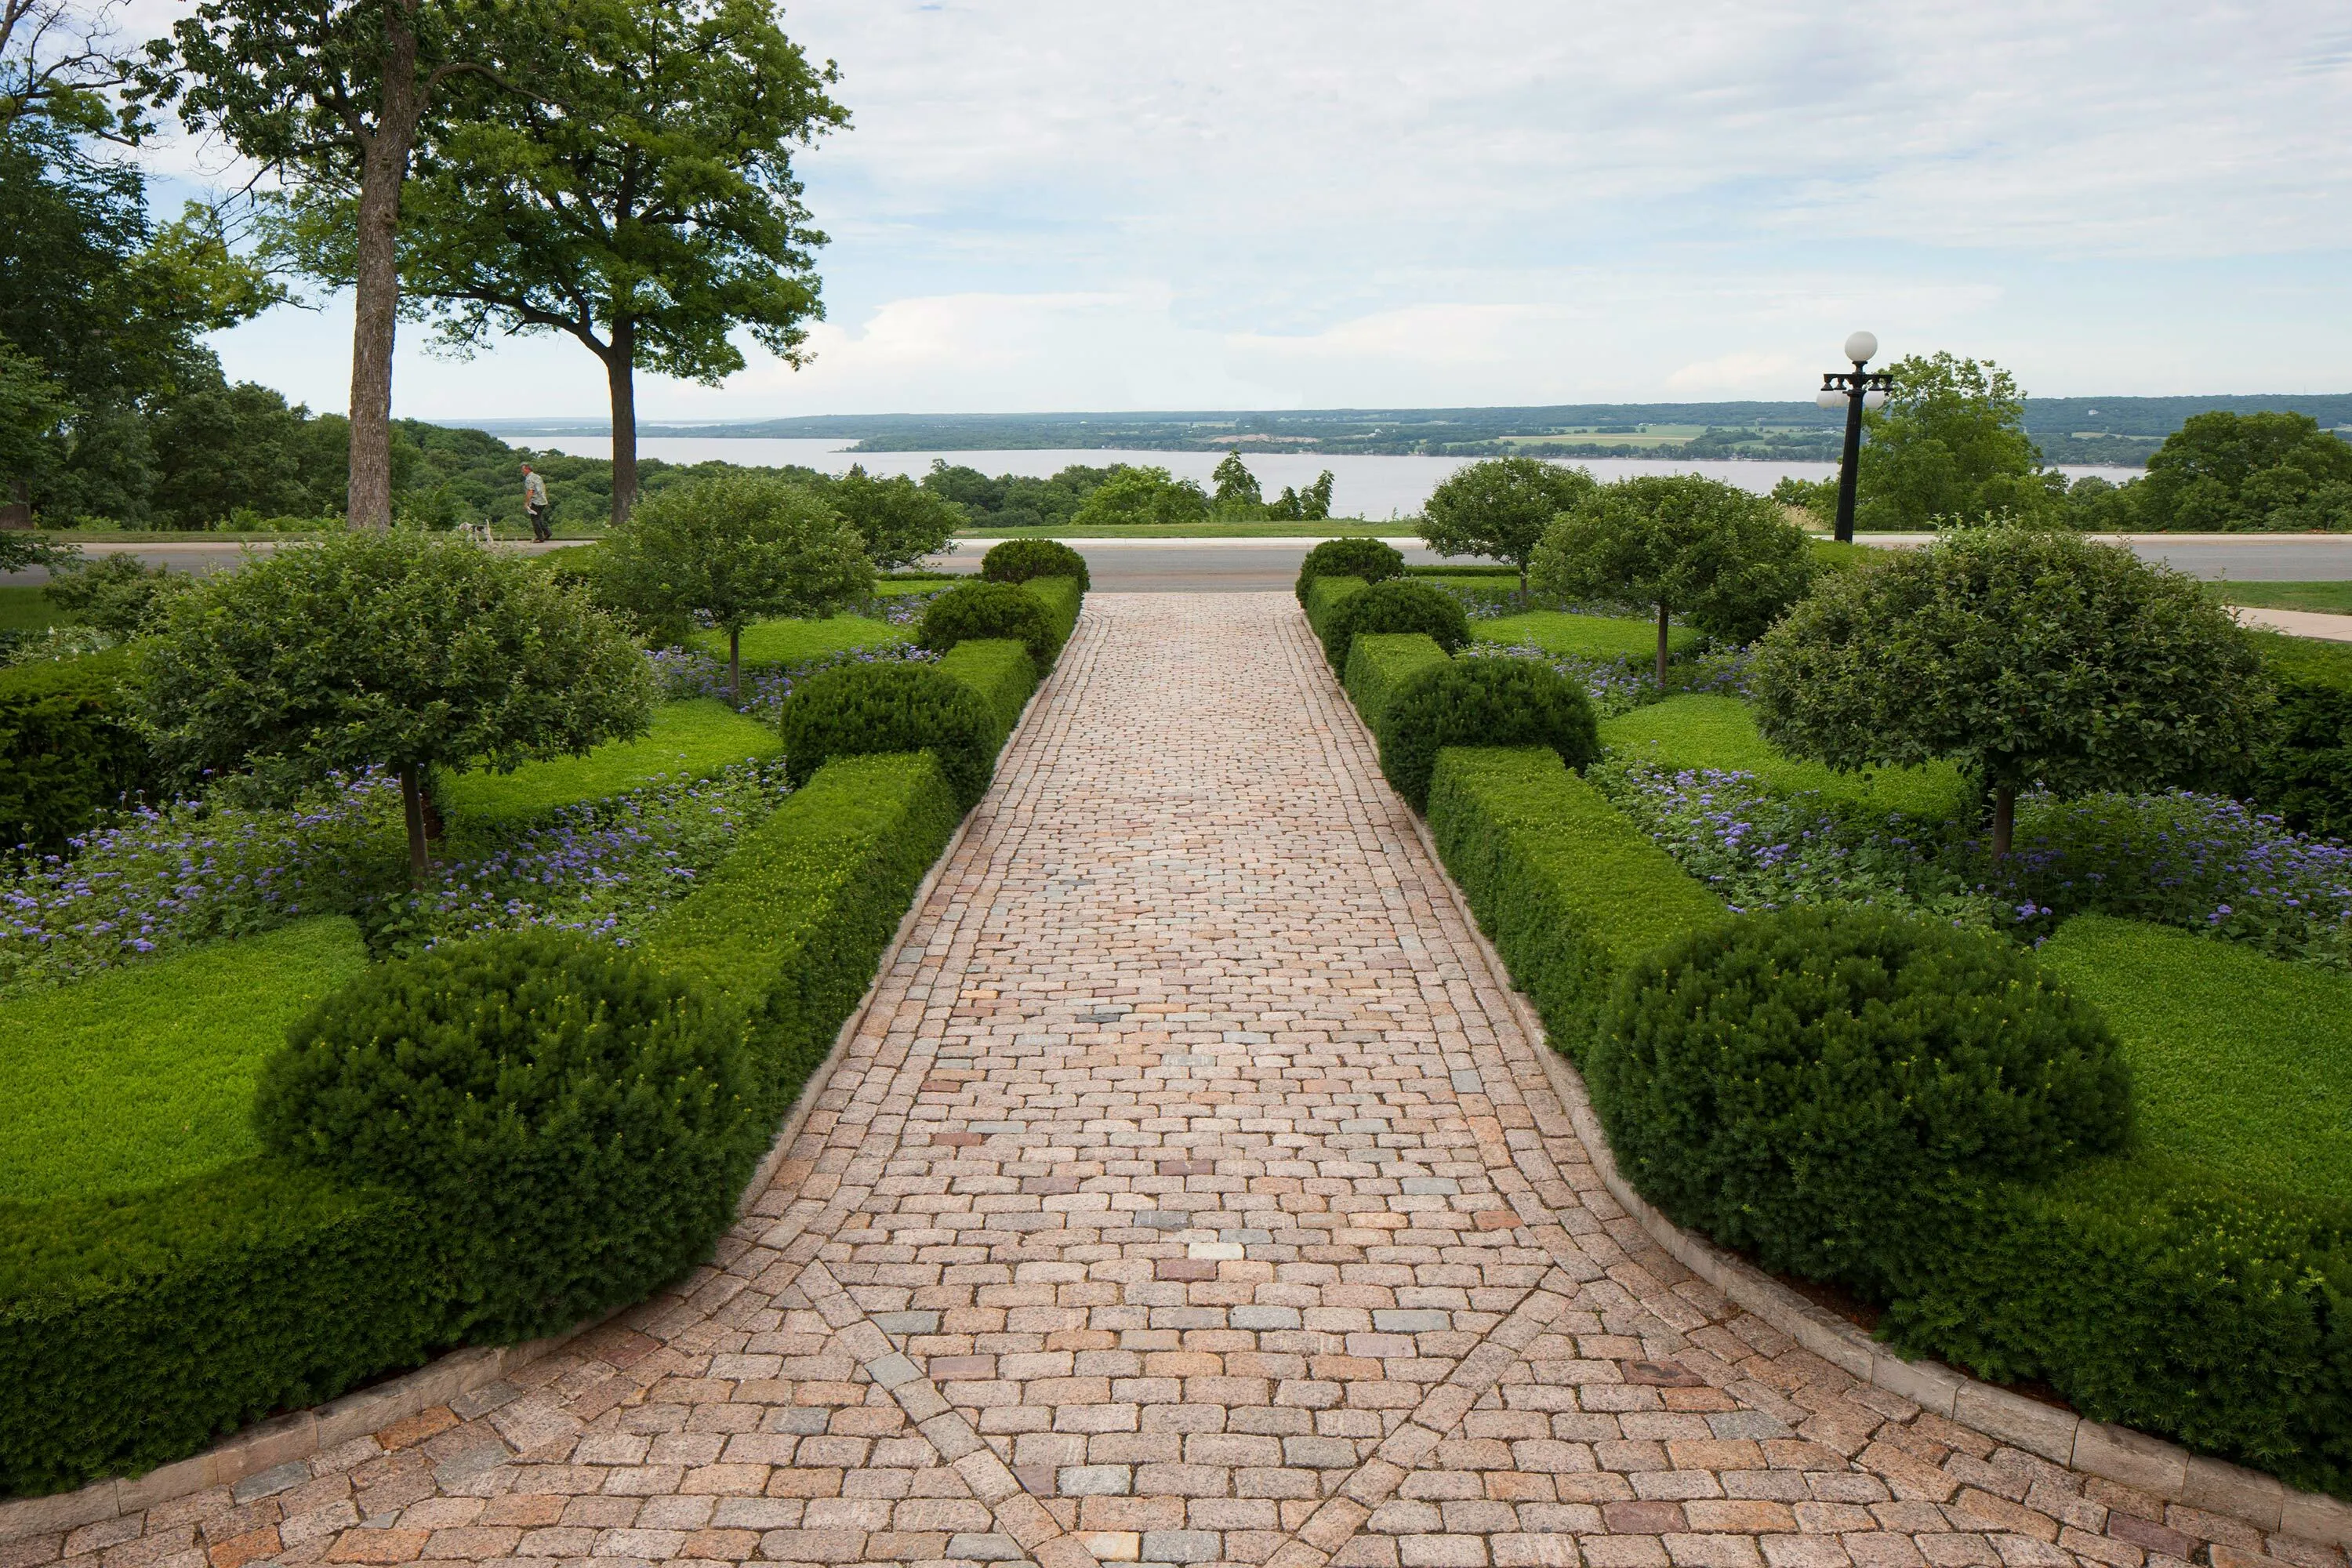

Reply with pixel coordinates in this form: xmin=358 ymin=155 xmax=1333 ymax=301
xmin=935 ymin=639 xmax=1040 ymax=753
xmin=1587 ymin=907 xmax=2130 ymax=1290
xmin=149 ymin=381 xmax=332 ymax=527
xmin=706 ymin=612 xmax=910 ymax=671
xmin=799 ymin=463 xmax=954 ymax=572
xmin=0 ymin=647 xmax=157 ymax=855
xmin=439 ymin=699 xmax=781 ymax=826
xmin=1341 ymin=633 xmax=1452 ymax=733
xmin=1374 ymin=658 xmax=1599 ymax=811
xmin=1599 ymin=695 xmax=1973 ymax=821
xmin=1533 ymin=474 xmax=1814 ymax=681
xmin=1319 ymin=578 xmax=1471 ymax=671
xmin=921 ymin=460 xmax=1116 ymax=530
xmin=1021 ymin=575 xmax=1083 ymax=650
xmin=1301 ymin=575 xmax=1368 ymax=644
xmin=920 ymin=580 xmax=1061 ymax=666
xmin=1752 ymin=528 xmax=2271 ymax=835
xmin=0 ymin=918 xmax=367 ymax=1202
xmin=1420 ymin=456 xmax=1599 ymax=586
xmin=1425 ymin=746 xmax=1724 ymax=1050
xmin=2241 ymin=632 xmax=2352 ymax=835
xmin=1211 ymin=451 xmax=1264 ymax=514
xmin=644 ymin=750 xmax=960 ymax=1125
xmin=256 ymin=929 xmax=755 ymax=1341
xmin=1294 ymin=537 xmax=1405 ymax=604
xmin=39 ymin=550 xmax=187 ymax=636
xmin=1475 ymin=611 xmax=1703 ymax=664
xmin=2135 ymin=411 xmax=2352 ymax=533
xmin=1267 ymin=470 xmax=1335 ymax=522
xmin=1855 ymin=352 xmax=2066 ymax=530
xmin=776 ymin=662 xmax=999 ymax=810
xmin=1069 ymin=465 xmax=1210 ymax=528
xmin=982 ymin=537 xmax=1091 ymax=591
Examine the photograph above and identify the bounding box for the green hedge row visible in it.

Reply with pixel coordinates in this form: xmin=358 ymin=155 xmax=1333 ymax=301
xmin=1342 ymin=633 xmax=1452 ymax=733
xmin=2243 ymin=633 xmax=2352 ymax=837
xmin=1020 ymin=575 xmax=1083 ymax=652
xmin=0 ymin=649 xmax=157 ymax=857
xmin=936 ymin=638 xmax=1041 ymax=752
xmin=1302 ymin=574 xmax=1368 ymax=645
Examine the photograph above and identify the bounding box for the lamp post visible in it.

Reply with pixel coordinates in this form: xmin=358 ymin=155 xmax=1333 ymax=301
xmin=1816 ymin=331 xmax=1894 ymax=543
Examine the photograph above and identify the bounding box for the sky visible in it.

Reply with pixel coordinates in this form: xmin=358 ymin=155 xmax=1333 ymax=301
xmin=119 ymin=0 xmax=2352 ymax=423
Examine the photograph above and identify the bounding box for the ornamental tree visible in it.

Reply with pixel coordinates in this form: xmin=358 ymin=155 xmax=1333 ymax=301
xmin=138 ymin=528 xmax=656 ymax=875
xmin=1532 ymin=474 xmax=1813 ymax=685
xmin=1751 ymin=526 xmax=2270 ymax=858
xmin=597 ymin=470 xmax=872 ymax=702
xmin=1071 ymin=466 xmax=1210 ymax=528
xmin=1421 ymin=456 xmax=1597 ymax=596
xmin=822 ymin=463 xmax=960 ymax=571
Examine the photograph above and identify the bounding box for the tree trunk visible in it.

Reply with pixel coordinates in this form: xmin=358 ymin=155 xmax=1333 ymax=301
xmin=607 ymin=318 xmax=638 ymax=526
xmin=1991 ymin=786 xmax=2016 ymax=862
xmin=398 ymin=763 xmax=431 ymax=877
xmin=1655 ymin=603 xmax=1671 ymax=688
xmin=345 ymin=2 xmax=426 ymax=532
xmin=1517 ymin=560 xmax=1529 ymax=603
xmin=728 ymin=625 xmax=742 ymax=706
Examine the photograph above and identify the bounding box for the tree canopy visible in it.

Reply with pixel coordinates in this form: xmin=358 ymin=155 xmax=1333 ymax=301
xmin=822 ymin=464 xmax=960 ymax=571
xmin=2135 ymin=410 xmax=2352 ymax=532
xmin=1855 ymin=352 xmax=2065 ymax=531
xmin=1070 ymin=466 xmax=1210 ymax=528
xmin=1751 ymin=527 xmax=2270 ymax=857
xmin=1421 ymin=456 xmax=1597 ymax=593
xmin=1211 ymin=452 xmax=1263 ymax=514
xmin=1532 ymin=474 xmax=1813 ymax=684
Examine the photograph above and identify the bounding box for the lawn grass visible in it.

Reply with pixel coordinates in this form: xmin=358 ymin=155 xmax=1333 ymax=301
xmin=441 ymin=698 xmax=781 ymax=826
xmin=2038 ymin=915 xmax=2352 ymax=1207
xmin=1599 ymin=694 xmax=1971 ymax=818
xmin=0 ymin=586 xmax=71 ymax=632
xmin=1476 ymin=610 xmax=1702 ymax=662
xmin=2204 ymin=581 xmax=2352 ymax=615
xmin=0 ymin=917 xmax=368 ymax=1202
xmin=958 ymin=519 xmax=1403 ymax=539
xmin=695 ymin=612 xmax=913 ymax=667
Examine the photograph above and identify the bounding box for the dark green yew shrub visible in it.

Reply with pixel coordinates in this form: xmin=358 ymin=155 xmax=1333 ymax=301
xmin=982 ymin=538 xmax=1091 ymax=592
xmin=1586 ymin=907 xmax=2131 ymax=1293
xmin=0 ymin=648 xmax=158 ymax=856
xmin=253 ymin=930 xmax=756 ymax=1341
xmin=1375 ymin=658 xmax=1597 ymax=811
xmin=778 ymin=661 xmax=999 ymax=808
xmin=1294 ymin=537 xmax=1405 ymax=604
xmin=920 ymin=580 xmax=1061 ymax=666
xmin=1319 ymin=577 xmax=1471 ymax=670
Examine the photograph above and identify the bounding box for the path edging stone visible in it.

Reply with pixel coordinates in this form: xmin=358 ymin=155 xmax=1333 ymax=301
xmin=1394 ymin=808 xmax=2352 ymax=1552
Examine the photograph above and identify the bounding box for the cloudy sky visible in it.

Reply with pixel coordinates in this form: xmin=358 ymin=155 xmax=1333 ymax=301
xmin=129 ymin=0 xmax=2352 ymax=421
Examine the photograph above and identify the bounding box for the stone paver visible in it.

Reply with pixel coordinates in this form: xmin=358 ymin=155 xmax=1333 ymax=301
xmin=26 ymin=593 xmax=2344 ymax=1568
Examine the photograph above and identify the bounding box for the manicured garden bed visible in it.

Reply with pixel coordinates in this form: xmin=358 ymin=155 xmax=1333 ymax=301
xmin=1477 ymin=609 xmax=1702 ymax=662
xmin=697 ymin=610 xmax=912 ymax=668
xmin=439 ymin=698 xmax=781 ymax=826
xmin=1600 ymin=694 xmax=1972 ymax=819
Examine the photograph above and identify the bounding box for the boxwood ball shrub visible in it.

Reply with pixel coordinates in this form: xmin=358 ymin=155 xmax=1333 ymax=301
xmin=777 ymin=661 xmax=1000 ymax=809
xmin=253 ymin=929 xmax=756 ymax=1341
xmin=1319 ymin=577 xmax=1471 ymax=670
xmin=919 ymin=579 xmax=1061 ymax=666
xmin=1586 ymin=907 xmax=2132 ymax=1293
xmin=982 ymin=537 xmax=1091 ymax=592
xmin=1375 ymin=657 xmax=1598 ymax=811
xmin=1295 ymin=536 xmax=1406 ymax=604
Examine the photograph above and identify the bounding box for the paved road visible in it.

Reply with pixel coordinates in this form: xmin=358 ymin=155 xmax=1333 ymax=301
xmin=64 ymin=594 xmax=2304 ymax=1568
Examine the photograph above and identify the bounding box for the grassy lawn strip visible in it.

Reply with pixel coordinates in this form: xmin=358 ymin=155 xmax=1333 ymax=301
xmin=0 ymin=917 xmax=367 ymax=1203
xmin=2205 ymin=581 xmax=2352 ymax=615
xmin=1601 ymin=694 xmax=1971 ymax=819
xmin=695 ymin=612 xmax=910 ymax=667
xmin=440 ymin=698 xmax=779 ymax=826
xmin=2039 ymin=916 xmax=2352 ymax=1207
xmin=1478 ymin=610 xmax=1701 ymax=662
xmin=0 ymin=585 xmax=72 ymax=633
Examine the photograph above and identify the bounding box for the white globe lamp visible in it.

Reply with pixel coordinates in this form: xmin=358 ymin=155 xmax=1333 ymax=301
xmin=1843 ymin=330 xmax=1878 ymax=365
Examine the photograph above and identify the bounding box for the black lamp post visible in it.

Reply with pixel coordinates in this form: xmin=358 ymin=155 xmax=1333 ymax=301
xmin=1817 ymin=331 xmax=1894 ymax=543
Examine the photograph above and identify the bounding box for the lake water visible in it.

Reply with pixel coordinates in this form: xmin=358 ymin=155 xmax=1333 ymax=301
xmin=524 ymin=437 xmax=2143 ymax=521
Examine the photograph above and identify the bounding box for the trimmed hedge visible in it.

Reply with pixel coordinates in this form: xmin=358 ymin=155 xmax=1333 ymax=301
xmin=778 ymin=661 xmax=1000 ymax=810
xmin=1295 ymin=537 xmax=1405 ymax=604
xmin=919 ymin=580 xmax=1060 ymax=666
xmin=2243 ymin=633 xmax=2352 ymax=837
xmin=0 ymin=648 xmax=156 ymax=856
xmin=1342 ymin=633 xmax=1452 ymax=734
xmin=1376 ymin=658 xmax=1599 ymax=811
xmin=1319 ymin=579 xmax=1471 ymax=672
xmin=935 ymin=638 xmax=1040 ymax=753
xmin=1302 ymin=575 xmax=1368 ymax=645
xmin=440 ymin=699 xmax=781 ymax=826
xmin=1425 ymin=746 xmax=1724 ymax=1051
xmin=982 ymin=538 xmax=1090 ymax=592
xmin=1020 ymin=575 xmax=1083 ymax=652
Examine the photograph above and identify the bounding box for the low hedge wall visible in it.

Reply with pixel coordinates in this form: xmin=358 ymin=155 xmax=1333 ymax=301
xmin=0 ymin=648 xmax=157 ymax=857
xmin=1342 ymin=633 xmax=1451 ymax=733
xmin=1019 ymin=575 xmax=1083 ymax=652
xmin=936 ymin=638 xmax=1040 ymax=752
xmin=1302 ymin=575 xmax=1368 ymax=645
xmin=2243 ymin=632 xmax=2352 ymax=837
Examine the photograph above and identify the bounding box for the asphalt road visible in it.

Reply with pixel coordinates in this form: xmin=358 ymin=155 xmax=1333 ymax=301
xmin=8 ymin=533 xmax=2352 ymax=593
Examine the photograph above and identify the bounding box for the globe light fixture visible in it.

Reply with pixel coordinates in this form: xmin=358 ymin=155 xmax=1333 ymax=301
xmin=1817 ymin=332 xmax=1897 ymax=543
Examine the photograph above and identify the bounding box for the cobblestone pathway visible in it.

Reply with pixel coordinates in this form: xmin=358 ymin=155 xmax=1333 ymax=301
xmin=34 ymin=596 xmax=2341 ymax=1568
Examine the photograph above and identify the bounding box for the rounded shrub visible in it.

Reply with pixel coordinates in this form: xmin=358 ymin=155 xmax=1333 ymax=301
xmin=981 ymin=538 xmax=1091 ymax=592
xmin=777 ymin=660 xmax=998 ymax=808
xmin=1586 ymin=906 xmax=2132 ymax=1292
xmin=1294 ymin=536 xmax=1406 ymax=604
xmin=919 ymin=580 xmax=1061 ymax=666
xmin=1319 ymin=577 xmax=1471 ymax=670
xmin=1374 ymin=657 xmax=1598 ymax=811
xmin=253 ymin=930 xmax=756 ymax=1341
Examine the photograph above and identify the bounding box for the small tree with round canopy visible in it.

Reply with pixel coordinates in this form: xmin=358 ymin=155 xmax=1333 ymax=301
xmin=1532 ymin=474 xmax=1813 ymax=686
xmin=1420 ymin=456 xmax=1597 ymax=597
xmin=1751 ymin=526 xmax=2271 ymax=858
xmin=138 ymin=529 xmax=656 ymax=876
xmin=597 ymin=471 xmax=873 ymax=702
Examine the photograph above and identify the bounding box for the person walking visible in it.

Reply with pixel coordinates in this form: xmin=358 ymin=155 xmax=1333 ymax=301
xmin=521 ymin=463 xmax=551 ymax=541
